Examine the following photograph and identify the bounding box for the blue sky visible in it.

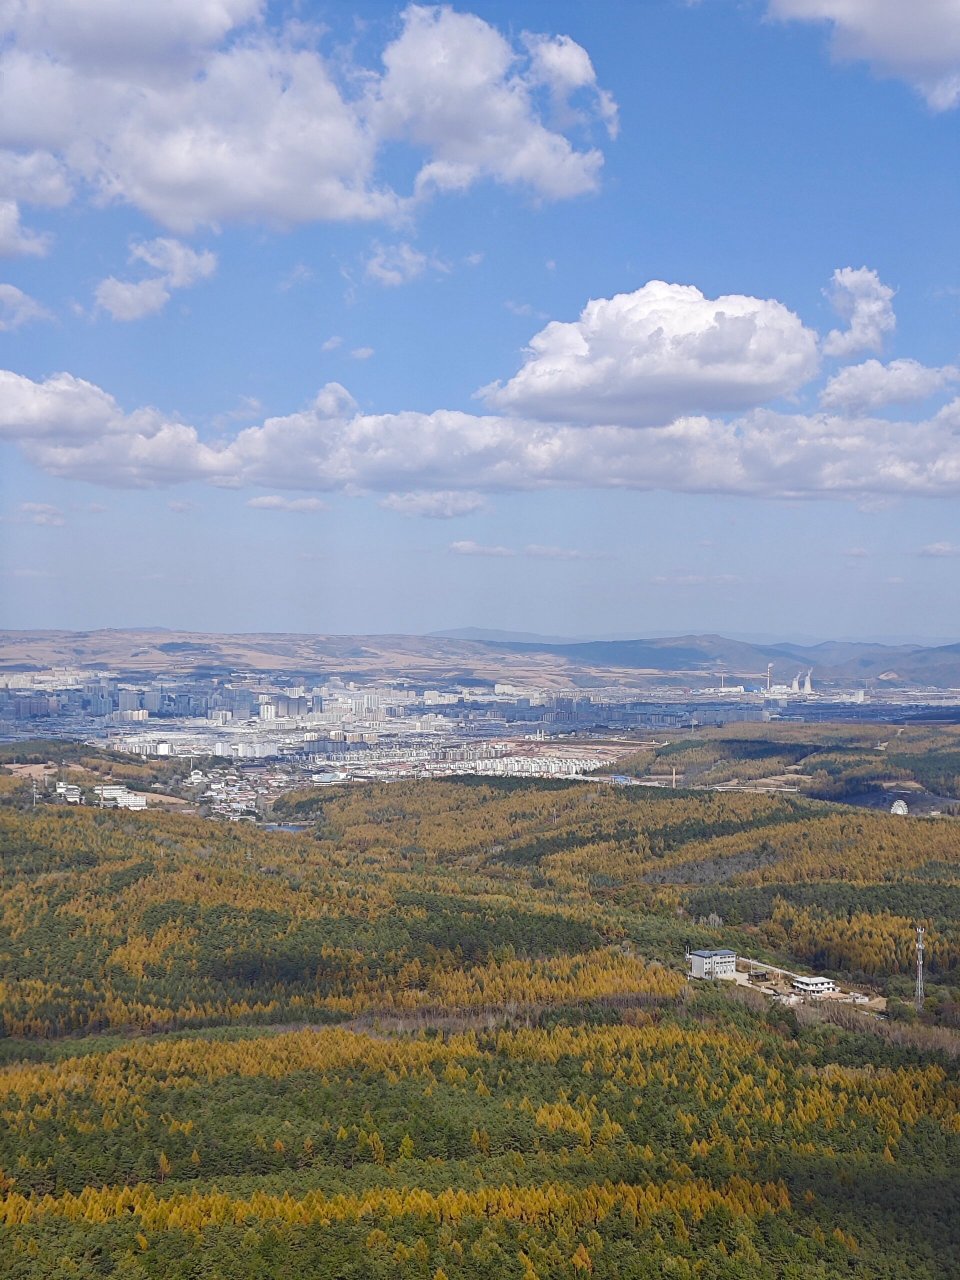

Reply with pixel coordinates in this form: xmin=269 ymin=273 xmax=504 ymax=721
xmin=1 ymin=0 xmax=958 ymax=641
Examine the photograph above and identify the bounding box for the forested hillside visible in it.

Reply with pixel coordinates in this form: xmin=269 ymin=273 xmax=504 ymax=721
xmin=606 ymin=722 xmax=960 ymax=802
xmin=2 ymin=778 xmax=960 ymax=1277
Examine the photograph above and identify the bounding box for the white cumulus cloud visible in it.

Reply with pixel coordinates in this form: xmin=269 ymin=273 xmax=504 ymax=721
xmin=918 ymin=540 xmax=960 ymax=557
xmin=0 ymin=200 xmax=50 ymax=256
xmin=820 ymin=357 xmax=959 ymax=413
xmin=0 ymin=4 xmax=616 ymax=234
xmin=823 ymin=267 xmax=896 ymax=357
xmin=0 ymin=0 xmax=265 ymax=75
xmin=95 ymin=237 xmax=216 ymax=321
xmin=130 ymin=238 xmax=216 ymax=288
xmin=94 ymin=277 xmax=171 ymax=322
xmin=4 ymin=368 xmax=960 ymax=501
xmin=0 ymin=283 xmax=50 ymax=330
xmin=3 ymin=264 xmax=960 ymax=507
xmin=768 ymin=0 xmax=960 ymax=110
xmin=523 ymin=32 xmax=619 ymax=136
xmin=483 ymin=280 xmax=820 ymax=425
xmin=0 ymin=149 xmax=72 ymax=205
xmin=372 ymin=5 xmax=611 ymax=202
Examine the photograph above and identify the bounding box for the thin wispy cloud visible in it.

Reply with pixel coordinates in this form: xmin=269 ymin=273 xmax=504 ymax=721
xmin=2 ymin=502 xmax=66 ymax=526
xmin=918 ymin=541 xmax=959 ymax=558
xmin=450 ymin=540 xmax=592 ymax=560
xmin=247 ymin=495 xmax=327 ymax=513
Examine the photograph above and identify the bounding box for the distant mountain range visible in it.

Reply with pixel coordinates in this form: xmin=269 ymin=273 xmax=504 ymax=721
xmin=480 ymin=632 xmax=960 ymax=686
xmin=430 ymin=627 xmax=581 ymax=645
xmin=1 ymin=628 xmax=958 ymax=687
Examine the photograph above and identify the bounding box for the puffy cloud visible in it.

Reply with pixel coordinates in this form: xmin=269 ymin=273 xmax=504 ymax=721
xmin=4 ymin=368 xmax=960 ymax=501
xmin=91 ymin=42 xmax=389 ymax=233
xmin=0 ymin=149 xmax=72 ymax=205
xmin=0 ymin=283 xmax=50 ymax=330
xmin=820 ymin=357 xmax=959 ymax=413
xmin=0 ymin=200 xmax=50 ymax=256
xmin=372 ymin=5 xmax=610 ymax=201
xmin=523 ymin=32 xmax=619 ymax=139
xmin=130 ymin=238 xmax=216 ymax=288
xmin=94 ymin=277 xmax=171 ymax=322
xmin=768 ymin=0 xmax=960 ymax=110
xmin=0 ymin=369 xmax=138 ymax=441
xmin=380 ymin=491 xmax=486 ymax=518
xmin=823 ymin=267 xmax=896 ymax=357
xmin=364 ymin=242 xmax=448 ymax=287
xmin=246 ymin=495 xmax=326 ymax=512
xmin=918 ymin=541 xmax=960 ymax=557
xmin=0 ymin=4 xmax=616 ymax=233
xmin=350 ymin=347 xmax=374 ymax=360
xmin=483 ymin=280 xmax=820 ymax=425
xmin=0 ymin=0 xmax=264 ymax=75
xmin=524 ymin=32 xmax=617 ymax=127
xmin=95 ymin=237 xmax=216 ymax=321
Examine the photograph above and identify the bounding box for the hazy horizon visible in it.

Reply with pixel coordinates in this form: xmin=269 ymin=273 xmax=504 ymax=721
xmin=2 ymin=622 xmax=957 ymax=650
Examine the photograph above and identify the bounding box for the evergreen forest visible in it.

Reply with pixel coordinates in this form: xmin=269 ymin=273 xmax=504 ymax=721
xmin=2 ymin=765 xmax=959 ymax=1278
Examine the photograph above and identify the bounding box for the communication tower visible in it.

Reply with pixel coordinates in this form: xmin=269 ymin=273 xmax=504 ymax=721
xmin=915 ymin=925 xmax=925 ymax=1013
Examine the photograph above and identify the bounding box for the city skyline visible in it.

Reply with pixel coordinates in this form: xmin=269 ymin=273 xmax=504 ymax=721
xmin=1 ymin=1 xmax=958 ymax=640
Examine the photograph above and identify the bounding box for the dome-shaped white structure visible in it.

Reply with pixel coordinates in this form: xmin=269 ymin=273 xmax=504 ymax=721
xmin=891 ymin=799 xmax=909 ymax=816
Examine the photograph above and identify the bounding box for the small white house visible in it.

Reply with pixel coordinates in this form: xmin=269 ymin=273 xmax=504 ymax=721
xmin=689 ymin=948 xmax=737 ymax=980
xmin=791 ymin=975 xmax=836 ymax=996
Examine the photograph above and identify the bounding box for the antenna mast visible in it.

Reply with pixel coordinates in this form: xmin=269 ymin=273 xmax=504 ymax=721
xmin=915 ymin=925 xmax=925 ymax=1013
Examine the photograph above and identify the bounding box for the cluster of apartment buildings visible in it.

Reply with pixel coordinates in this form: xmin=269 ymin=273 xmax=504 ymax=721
xmin=4 ymin=666 xmax=955 ymax=771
